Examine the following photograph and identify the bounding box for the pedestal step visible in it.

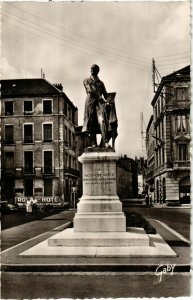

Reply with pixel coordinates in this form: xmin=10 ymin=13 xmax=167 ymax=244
xmin=74 ymin=212 xmax=126 ymax=232
xmin=48 ymin=228 xmax=149 ymax=247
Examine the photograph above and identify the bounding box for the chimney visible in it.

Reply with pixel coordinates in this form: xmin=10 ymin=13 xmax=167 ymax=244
xmin=54 ymin=83 xmax=63 ymax=92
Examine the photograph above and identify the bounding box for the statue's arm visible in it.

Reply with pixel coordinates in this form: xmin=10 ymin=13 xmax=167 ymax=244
xmin=101 ymin=81 xmax=108 ymax=100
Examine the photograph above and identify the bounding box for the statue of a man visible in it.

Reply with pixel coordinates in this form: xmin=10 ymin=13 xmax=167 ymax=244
xmin=82 ymin=64 xmax=109 ymax=148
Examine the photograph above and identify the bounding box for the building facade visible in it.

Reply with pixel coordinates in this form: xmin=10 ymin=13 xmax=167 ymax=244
xmin=117 ymin=155 xmax=138 ymax=199
xmin=1 ymin=78 xmax=79 ymax=206
xmin=146 ymin=66 xmax=190 ymax=205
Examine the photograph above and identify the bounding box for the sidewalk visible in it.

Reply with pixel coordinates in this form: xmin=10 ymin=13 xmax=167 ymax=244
xmin=153 ymin=203 xmax=191 ymax=209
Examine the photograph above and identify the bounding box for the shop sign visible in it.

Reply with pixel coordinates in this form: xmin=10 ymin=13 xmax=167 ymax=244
xmin=15 ymin=196 xmax=63 ymax=206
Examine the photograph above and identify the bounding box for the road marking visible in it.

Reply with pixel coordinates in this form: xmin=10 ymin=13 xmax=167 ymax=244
xmin=1 ymin=222 xmax=71 ymax=254
xmin=149 ymin=219 xmax=190 ymax=245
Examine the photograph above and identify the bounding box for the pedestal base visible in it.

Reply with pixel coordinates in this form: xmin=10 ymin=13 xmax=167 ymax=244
xmin=48 ymin=228 xmax=149 ymax=247
xmin=20 ymin=228 xmax=177 ymax=258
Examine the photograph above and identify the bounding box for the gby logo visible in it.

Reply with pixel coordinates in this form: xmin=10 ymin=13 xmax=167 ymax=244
xmin=155 ymin=264 xmax=175 ymax=282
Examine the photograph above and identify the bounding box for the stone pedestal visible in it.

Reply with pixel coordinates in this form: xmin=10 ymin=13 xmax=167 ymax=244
xmin=47 ymin=148 xmax=150 ymax=249
xmin=73 ymin=150 xmax=126 ymax=232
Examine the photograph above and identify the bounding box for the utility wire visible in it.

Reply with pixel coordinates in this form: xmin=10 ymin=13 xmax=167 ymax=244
xmin=3 ymin=16 xmax=149 ymax=70
xmin=4 ymin=3 xmax=148 ymax=65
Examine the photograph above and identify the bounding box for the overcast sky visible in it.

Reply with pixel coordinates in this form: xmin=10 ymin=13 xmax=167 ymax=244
xmin=2 ymin=1 xmax=191 ymax=159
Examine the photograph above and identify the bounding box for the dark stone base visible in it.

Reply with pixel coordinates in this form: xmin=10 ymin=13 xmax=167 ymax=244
xmin=84 ymin=146 xmax=115 ymax=153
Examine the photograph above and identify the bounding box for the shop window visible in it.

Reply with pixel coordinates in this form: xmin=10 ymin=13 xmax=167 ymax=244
xmin=44 ymin=179 xmax=52 ymax=196
xmin=24 ymin=100 xmax=33 ymax=114
xmin=43 ymin=124 xmax=52 ymax=142
xmin=5 ymin=125 xmax=14 ymax=143
xmin=5 ymin=101 xmax=13 ymax=115
xmin=43 ymin=100 xmax=52 ymax=114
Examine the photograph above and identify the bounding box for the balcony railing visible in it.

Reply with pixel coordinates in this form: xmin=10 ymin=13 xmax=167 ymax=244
xmin=166 ymin=100 xmax=190 ymax=109
xmin=2 ymin=168 xmax=16 ymax=176
xmin=43 ymin=167 xmax=54 ymax=175
xmin=173 ymin=161 xmax=190 ymax=169
xmin=64 ymin=167 xmax=79 ymax=177
xmin=23 ymin=167 xmax=35 ymax=174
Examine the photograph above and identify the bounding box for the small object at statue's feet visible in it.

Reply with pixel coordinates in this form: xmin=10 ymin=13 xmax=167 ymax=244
xmin=105 ymin=142 xmax=110 ymax=148
xmin=92 ymin=143 xmax=97 ymax=148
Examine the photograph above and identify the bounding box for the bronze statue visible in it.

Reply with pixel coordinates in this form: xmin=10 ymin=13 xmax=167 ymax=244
xmin=82 ymin=64 xmax=118 ymax=149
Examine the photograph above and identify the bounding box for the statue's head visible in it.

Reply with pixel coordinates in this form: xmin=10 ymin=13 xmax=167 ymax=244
xmin=91 ymin=64 xmax=100 ymax=76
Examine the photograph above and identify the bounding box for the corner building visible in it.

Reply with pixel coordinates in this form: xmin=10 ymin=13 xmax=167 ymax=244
xmin=1 ymin=78 xmax=78 ymax=206
xmin=146 ymin=66 xmax=190 ymax=205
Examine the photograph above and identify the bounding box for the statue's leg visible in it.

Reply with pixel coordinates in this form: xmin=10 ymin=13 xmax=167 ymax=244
xmin=90 ymin=132 xmax=97 ymax=147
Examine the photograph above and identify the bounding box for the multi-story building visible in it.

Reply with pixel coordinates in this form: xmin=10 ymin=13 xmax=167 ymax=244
xmin=117 ymin=155 xmax=138 ymax=199
xmin=145 ymin=115 xmax=155 ymax=200
xmin=1 ymin=78 xmax=79 ymax=207
xmin=146 ymin=65 xmax=190 ymax=205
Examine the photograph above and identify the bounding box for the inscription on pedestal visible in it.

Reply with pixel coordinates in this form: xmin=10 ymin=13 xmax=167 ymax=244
xmin=83 ymin=166 xmax=117 ymax=196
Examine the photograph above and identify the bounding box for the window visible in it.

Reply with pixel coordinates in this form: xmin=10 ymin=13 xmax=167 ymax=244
xmin=69 ymin=155 xmax=71 ymax=168
xmin=64 ymin=126 xmax=68 ymax=144
xmin=64 ymin=102 xmax=67 ymax=116
xmin=5 ymin=125 xmax=14 ymax=143
xmin=43 ymin=100 xmax=52 ymax=114
xmin=43 ymin=151 xmax=53 ymax=174
xmin=69 ymin=130 xmax=71 ymax=146
xmin=24 ymin=151 xmax=33 ymax=174
xmin=24 ymin=100 xmax=33 ymax=114
xmin=176 ymin=88 xmax=188 ymax=101
xmin=176 ymin=115 xmax=188 ymax=133
xmin=44 ymin=179 xmax=52 ymax=196
xmin=24 ymin=124 xmax=33 ymax=143
xmin=178 ymin=144 xmax=187 ymax=161
xmin=5 ymin=101 xmax=13 ymax=115
xmin=65 ymin=153 xmax=68 ymax=168
xmin=4 ymin=152 xmax=14 ymax=173
xmin=24 ymin=179 xmax=33 ymax=196
xmin=43 ymin=124 xmax=52 ymax=142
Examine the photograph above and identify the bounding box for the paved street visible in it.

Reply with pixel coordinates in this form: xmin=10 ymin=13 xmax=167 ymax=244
xmin=1 ymin=203 xmax=191 ymax=298
xmin=2 ymin=272 xmax=190 ymax=298
xmin=124 ymin=205 xmax=191 ymax=240
xmin=1 ymin=204 xmax=190 ymax=251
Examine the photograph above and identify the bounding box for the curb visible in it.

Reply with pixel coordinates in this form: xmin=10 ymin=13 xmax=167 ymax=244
xmin=1 ymin=264 xmax=190 ymax=273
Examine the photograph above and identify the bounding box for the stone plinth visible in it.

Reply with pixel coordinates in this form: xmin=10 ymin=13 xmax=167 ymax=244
xmin=19 ymin=148 xmax=177 ymax=258
xmin=73 ymin=150 xmax=126 ymax=232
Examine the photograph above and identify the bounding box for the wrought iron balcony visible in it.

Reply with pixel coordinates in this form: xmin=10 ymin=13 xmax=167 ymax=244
xmin=43 ymin=167 xmax=55 ymax=175
xmin=64 ymin=167 xmax=79 ymax=177
xmin=2 ymin=168 xmax=16 ymax=176
xmin=173 ymin=161 xmax=190 ymax=169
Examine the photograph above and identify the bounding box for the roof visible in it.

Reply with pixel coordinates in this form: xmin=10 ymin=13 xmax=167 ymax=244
xmin=151 ymin=65 xmax=190 ymax=106
xmin=146 ymin=115 xmax=153 ymax=133
xmin=1 ymin=78 xmax=77 ymax=110
xmin=1 ymin=78 xmax=62 ymax=97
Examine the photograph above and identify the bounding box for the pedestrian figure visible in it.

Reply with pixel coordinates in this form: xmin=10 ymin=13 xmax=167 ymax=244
xmin=145 ymin=194 xmax=149 ymax=207
xmin=26 ymin=198 xmax=33 ymax=216
xmin=32 ymin=198 xmax=38 ymax=215
xmin=149 ymin=194 xmax=152 ymax=206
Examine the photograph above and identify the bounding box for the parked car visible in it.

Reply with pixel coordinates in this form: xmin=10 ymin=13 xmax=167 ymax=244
xmin=0 ymin=202 xmax=18 ymax=214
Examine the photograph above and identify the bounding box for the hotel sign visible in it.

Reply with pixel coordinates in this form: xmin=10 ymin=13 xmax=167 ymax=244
xmin=15 ymin=196 xmax=63 ymax=206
